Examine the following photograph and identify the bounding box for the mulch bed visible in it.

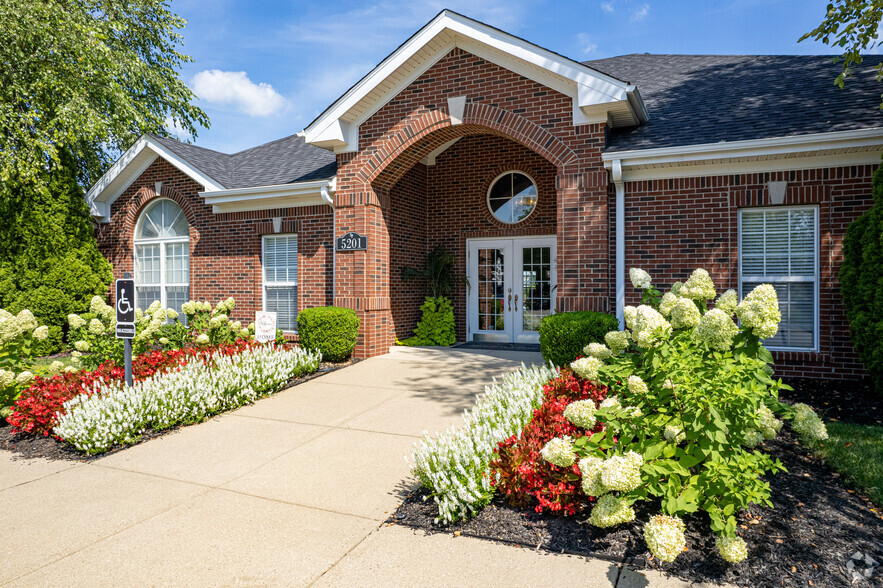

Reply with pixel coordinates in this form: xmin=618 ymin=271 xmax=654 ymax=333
xmin=0 ymin=358 xmax=359 ymax=462
xmin=780 ymin=377 xmax=882 ymax=427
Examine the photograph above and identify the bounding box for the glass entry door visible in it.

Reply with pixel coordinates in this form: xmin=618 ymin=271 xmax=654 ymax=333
xmin=466 ymin=236 xmax=556 ymax=344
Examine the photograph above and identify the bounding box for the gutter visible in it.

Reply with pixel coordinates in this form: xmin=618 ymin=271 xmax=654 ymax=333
xmin=320 ymin=179 xmax=337 ymax=302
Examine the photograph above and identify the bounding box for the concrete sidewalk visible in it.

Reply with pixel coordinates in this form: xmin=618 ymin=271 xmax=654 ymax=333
xmin=1 ymin=347 xmax=700 ymax=587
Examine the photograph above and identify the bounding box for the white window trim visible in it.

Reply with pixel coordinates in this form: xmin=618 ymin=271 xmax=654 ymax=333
xmin=133 ymin=198 xmax=190 ymax=312
xmin=486 ymin=170 xmax=539 ymax=225
xmin=737 ymin=205 xmax=820 ymax=353
xmin=262 ymin=233 xmax=298 ymax=333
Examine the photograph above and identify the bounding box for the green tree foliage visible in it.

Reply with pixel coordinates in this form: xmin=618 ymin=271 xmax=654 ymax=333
xmin=800 ymin=1 xmax=883 ymax=104
xmin=840 ymin=160 xmax=883 ymax=392
xmin=0 ymin=152 xmax=113 ymax=354
xmin=0 ymin=0 xmax=209 ymax=186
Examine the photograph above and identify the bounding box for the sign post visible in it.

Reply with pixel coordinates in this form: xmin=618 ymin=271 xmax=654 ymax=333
xmin=254 ymin=311 xmax=277 ymax=344
xmin=115 ymin=275 xmax=136 ymax=387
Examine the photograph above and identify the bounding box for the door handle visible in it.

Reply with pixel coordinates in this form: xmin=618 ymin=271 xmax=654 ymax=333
xmin=514 ymin=294 xmax=518 ymax=312
xmin=507 ymin=288 xmax=512 ymax=311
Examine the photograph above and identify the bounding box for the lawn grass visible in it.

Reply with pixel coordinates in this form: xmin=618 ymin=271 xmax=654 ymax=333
xmin=812 ymin=421 xmax=883 ymax=507
xmin=29 ymin=354 xmax=78 ymax=374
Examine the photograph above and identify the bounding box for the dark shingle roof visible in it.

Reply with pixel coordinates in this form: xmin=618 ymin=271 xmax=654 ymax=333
xmin=583 ymin=54 xmax=883 ymax=152
xmin=148 ymin=133 xmax=336 ymax=190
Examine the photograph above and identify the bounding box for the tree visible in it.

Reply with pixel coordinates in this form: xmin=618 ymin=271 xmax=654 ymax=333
xmin=800 ymin=1 xmax=883 ymax=104
xmin=0 ymin=150 xmax=114 ymax=354
xmin=840 ymin=162 xmax=883 ymax=393
xmin=0 ymin=0 xmax=209 ymax=187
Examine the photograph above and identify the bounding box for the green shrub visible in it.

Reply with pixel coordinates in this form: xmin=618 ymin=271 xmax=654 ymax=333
xmin=539 ymin=311 xmax=618 ymax=367
xmin=400 ymin=296 xmax=456 ymax=346
xmin=297 ymin=306 xmax=359 ymax=362
xmin=841 ymin=160 xmax=883 ymax=393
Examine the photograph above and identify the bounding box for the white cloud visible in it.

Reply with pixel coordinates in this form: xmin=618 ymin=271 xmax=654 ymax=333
xmin=631 ymin=3 xmax=650 ymax=21
xmin=575 ymin=33 xmax=598 ymax=56
xmin=190 ymin=70 xmax=290 ymax=117
xmin=600 ymin=2 xmax=614 ymax=12
xmin=164 ymin=116 xmax=192 ymax=141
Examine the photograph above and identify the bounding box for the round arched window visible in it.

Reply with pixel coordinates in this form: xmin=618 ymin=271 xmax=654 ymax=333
xmin=487 ymin=172 xmax=538 ymax=224
xmin=134 ymin=199 xmax=189 ymax=316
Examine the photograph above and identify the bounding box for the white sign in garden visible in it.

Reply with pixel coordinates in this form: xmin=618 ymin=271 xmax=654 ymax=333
xmin=255 ymin=311 xmax=277 ymax=343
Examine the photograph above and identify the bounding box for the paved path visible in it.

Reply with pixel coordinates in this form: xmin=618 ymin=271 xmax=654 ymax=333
xmin=1 ymin=347 xmax=702 ymax=587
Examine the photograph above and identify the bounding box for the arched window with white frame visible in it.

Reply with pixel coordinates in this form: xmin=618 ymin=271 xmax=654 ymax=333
xmin=134 ymin=198 xmax=190 ymax=316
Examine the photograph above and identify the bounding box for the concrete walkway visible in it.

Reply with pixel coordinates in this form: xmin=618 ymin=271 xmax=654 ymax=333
xmin=1 ymin=347 xmax=700 ymax=587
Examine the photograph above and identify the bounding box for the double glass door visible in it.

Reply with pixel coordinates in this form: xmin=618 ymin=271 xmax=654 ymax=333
xmin=466 ymin=237 xmax=556 ymax=344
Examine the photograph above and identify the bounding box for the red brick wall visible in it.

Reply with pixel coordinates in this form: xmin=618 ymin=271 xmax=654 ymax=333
xmin=96 ymin=159 xmax=334 ymax=328
xmin=618 ymin=166 xmax=876 ymax=380
xmin=388 ymin=162 xmax=428 ymax=340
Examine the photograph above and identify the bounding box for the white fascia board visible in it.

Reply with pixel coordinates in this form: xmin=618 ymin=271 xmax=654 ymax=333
xmin=302 ymin=10 xmax=637 ymax=152
xmin=200 ymin=178 xmax=335 ymax=214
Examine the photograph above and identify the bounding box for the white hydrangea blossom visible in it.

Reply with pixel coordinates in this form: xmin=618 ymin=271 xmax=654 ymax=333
xmin=239 ymin=328 xmax=250 ymax=337
xmin=196 ymin=334 xmax=210 ymax=345
xmin=599 ymin=396 xmax=621 ymax=410
xmin=736 ymin=284 xmax=781 ymax=340
xmin=16 ymin=309 xmax=37 ymax=331
xmin=48 ymin=360 xmax=64 ymax=374
xmin=791 ymin=403 xmax=828 ymax=442
xmin=623 ymin=306 xmax=638 ymax=330
xmin=540 ymin=436 xmax=576 ymax=467
xmin=717 ymin=535 xmax=748 ymax=563
xmin=627 ymin=375 xmax=648 ymax=396
xmin=181 ymin=301 xmax=197 ymax=316
xmin=742 ymin=429 xmax=763 ymax=448
xmin=63 ymin=366 xmax=78 ymax=374
xmin=664 ymin=424 xmax=686 ymax=443
xmin=600 ymin=451 xmax=644 ymax=492
xmin=232 ymin=321 xmax=242 ymax=330
xmin=563 ymin=400 xmax=597 ymax=429
xmin=209 ymin=314 xmax=228 ymax=327
xmin=166 ymin=309 xmax=179 ymax=320
xmin=662 ymin=379 xmax=677 ymax=390
xmin=757 ymin=405 xmax=783 ymax=440
xmin=89 ymin=296 xmax=106 ymax=314
xmin=570 ymin=356 xmax=603 ymax=382
xmin=644 ymin=514 xmax=687 ymax=562
xmin=670 ymin=281 xmax=684 ymax=296
xmin=605 ymin=331 xmax=630 ymax=355
xmin=0 ymin=369 xmax=14 ymax=388
xmin=716 ymin=289 xmax=739 ymax=316
xmin=88 ymin=319 xmax=105 ymax=335
xmin=159 ymin=337 xmax=170 ymax=346
xmin=583 ymin=342 xmax=612 ymax=360
xmin=15 ymin=371 xmax=34 ymax=385
xmin=659 ymin=292 xmax=679 ymax=317
xmin=670 ymin=298 xmax=701 ymax=330
xmin=68 ymin=313 xmax=86 ymax=329
xmin=692 ymin=308 xmax=738 ymax=351
xmin=633 ymin=305 xmax=672 ymax=348
xmin=629 ymin=268 xmax=652 ymax=290
xmin=590 ymin=494 xmax=635 ymax=528
xmin=74 ymin=340 xmax=90 ymax=352
xmin=578 ymin=456 xmax=607 ymax=497
xmin=33 ymin=326 xmax=49 ymax=340
xmin=679 ymin=268 xmax=717 ymax=300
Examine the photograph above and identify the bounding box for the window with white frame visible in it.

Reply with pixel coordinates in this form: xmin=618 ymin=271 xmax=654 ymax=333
xmin=262 ymin=234 xmax=298 ymax=332
xmin=739 ymin=206 xmax=818 ymax=351
xmin=134 ymin=199 xmax=189 ymax=317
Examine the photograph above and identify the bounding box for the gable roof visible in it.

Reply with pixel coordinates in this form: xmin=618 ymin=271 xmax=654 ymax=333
xmin=584 ymin=54 xmax=883 ymax=153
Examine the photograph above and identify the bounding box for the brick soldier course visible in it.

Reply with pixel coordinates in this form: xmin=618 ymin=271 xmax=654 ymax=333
xmin=87 ymin=10 xmax=883 ymax=380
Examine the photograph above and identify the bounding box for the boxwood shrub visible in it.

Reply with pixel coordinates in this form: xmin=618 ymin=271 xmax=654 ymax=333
xmin=538 ymin=311 xmax=618 ymax=367
xmin=297 ymin=306 xmax=360 ymax=362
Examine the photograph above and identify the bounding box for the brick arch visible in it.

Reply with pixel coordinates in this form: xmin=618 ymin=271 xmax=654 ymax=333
xmin=358 ymin=103 xmax=579 ymax=191
xmin=123 ymin=185 xmax=199 ymax=248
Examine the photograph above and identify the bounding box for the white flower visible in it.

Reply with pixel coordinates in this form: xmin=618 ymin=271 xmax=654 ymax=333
xmin=570 ymin=356 xmax=603 ymax=382
xmin=717 ymin=535 xmax=748 ymax=563
xmin=49 ymin=360 xmax=64 ymax=373
xmin=181 ymin=301 xmax=197 ymax=316
xmin=605 ymin=331 xmax=630 ymax=355
xmin=578 ymin=456 xmax=607 ymax=497
xmin=232 ymin=321 xmax=242 ymax=330
xmin=623 ymin=306 xmax=637 ymax=330
xmin=159 ymin=337 xmax=170 ymax=346
xmin=196 ymin=333 xmax=210 ymax=345
xmin=736 ymin=284 xmax=781 ymax=340
xmin=74 ymin=340 xmax=90 ymax=352
xmin=633 ymin=305 xmax=671 ymax=348
xmin=90 ymin=296 xmax=107 ymax=314
xmin=563 ymin=400 xmax=597 ymax=429
xmin=15 ymin=371 xmax=34 ymax=385
xmin=68 ymin=313 xmax=86 ymax=329
xmin=0 ymin=369 xmax=14 ymax=388
xmin=239 ymin=328 xmax=250 ymax=337
xmin=63 ymin=366 xmax=78 ymax=374
xmin=670 ymin=281 xmax=684 ymax=296
xmin=757 ymin=405 xmax=783 ymax=440
xmin=664 ymin=424 xmax=685 ymax=443
xmin=742 ymin=429 xmax=763 ymax=448
xmin=590 ymin=494 xmax=635 ymax=528
xmin=210 ymin=314 xmax=228 ymax=327
xmin=692 ymin=308 xmax=738 ymax=351
xmin=679 ymin=269 xmax=716 ymax=300
xmin=583 ymin=342 xmax=612 ymax=360
xmin=540 ymin=436 xmax=576 ymax=467
xmin=16 ymin=309 xmax=37 ymax=331
xmin=629 ymin=268 xmax=652 ymax=290
xmin=146 ymin=300 xmax=161 ymax=314
xmin=627 ymin=375 xmax=648 ymax=396
xmin=166 ymin=309 xmax=179 ymax=320
xmin=670 ymin=298 xmax=701 ymax=330
xmin=600 ymin=451 xmax=643 ymax=492
xmin=791 ymin=403 xmax=828 ymax=442
xmin=662 ymin=379 xmax=677 ymax=390
xmin=716 ymin=289 xmax=739 ymax=316
xmin=659 ymin=292 xmax=679 ymax=317
xmin=32 ymin=325 xmax=49 ymax=340
xmin=88 ymin=318 xmax=105 ymax=335
xmin=644 ymin=514 xmax=687 ymax=562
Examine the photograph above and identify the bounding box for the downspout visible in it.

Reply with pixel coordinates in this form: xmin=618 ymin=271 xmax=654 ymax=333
xmin=612 ymin=160 xmax=625 ymax=329
xmin=320 ymin=181 xmax=336 ymax=302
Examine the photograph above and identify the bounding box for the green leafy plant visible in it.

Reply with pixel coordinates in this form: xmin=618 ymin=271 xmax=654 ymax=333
xmin=399 ymin=296 xmax=456 ymax=346
xmin=538 ymin=311 xmax=618 ymax=367
xmin=297 ymin=306 xmax=359 ymax=362
xmin=840 ymin=160 xmax=883 ymax=393
xmin=0 ymin=308 xmax=52 ymax=414
xmin=400 ymin=245 xmax=467 ymax=298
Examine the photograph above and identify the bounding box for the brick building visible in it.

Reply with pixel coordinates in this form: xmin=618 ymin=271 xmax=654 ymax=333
xmin=87 ymin=11 xmax=883 ymax=379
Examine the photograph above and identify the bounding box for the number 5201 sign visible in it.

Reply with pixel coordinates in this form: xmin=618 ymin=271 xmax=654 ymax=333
xmin=336 ymin=232 xmax=368 ymax=251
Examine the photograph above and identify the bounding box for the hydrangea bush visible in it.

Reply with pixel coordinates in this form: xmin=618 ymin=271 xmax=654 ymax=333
xmin=0 ymin=308 xmax=52 ymax=414
xmin=54 ymin=344 xmax=321 ymax=454
xmin=533 ymin=268 xmax=829 ymax=564
xmin=408 ymin=363 xmax=558 ymax=524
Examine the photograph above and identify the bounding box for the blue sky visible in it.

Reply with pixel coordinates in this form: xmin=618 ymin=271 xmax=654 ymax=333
xmin=169 ymin=1 xmax=852 ymax=153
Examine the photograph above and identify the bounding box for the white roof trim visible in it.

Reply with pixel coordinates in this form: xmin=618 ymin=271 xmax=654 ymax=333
xmin=603 ymin=128 xmax=883 ymax=181
xmin=300 ymin=10 xmax=645 ymax=153
xmin=199 ymin=178 xmax=336 ymax=214
xmin=87 ymin=135 xmax=227 ymax=222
